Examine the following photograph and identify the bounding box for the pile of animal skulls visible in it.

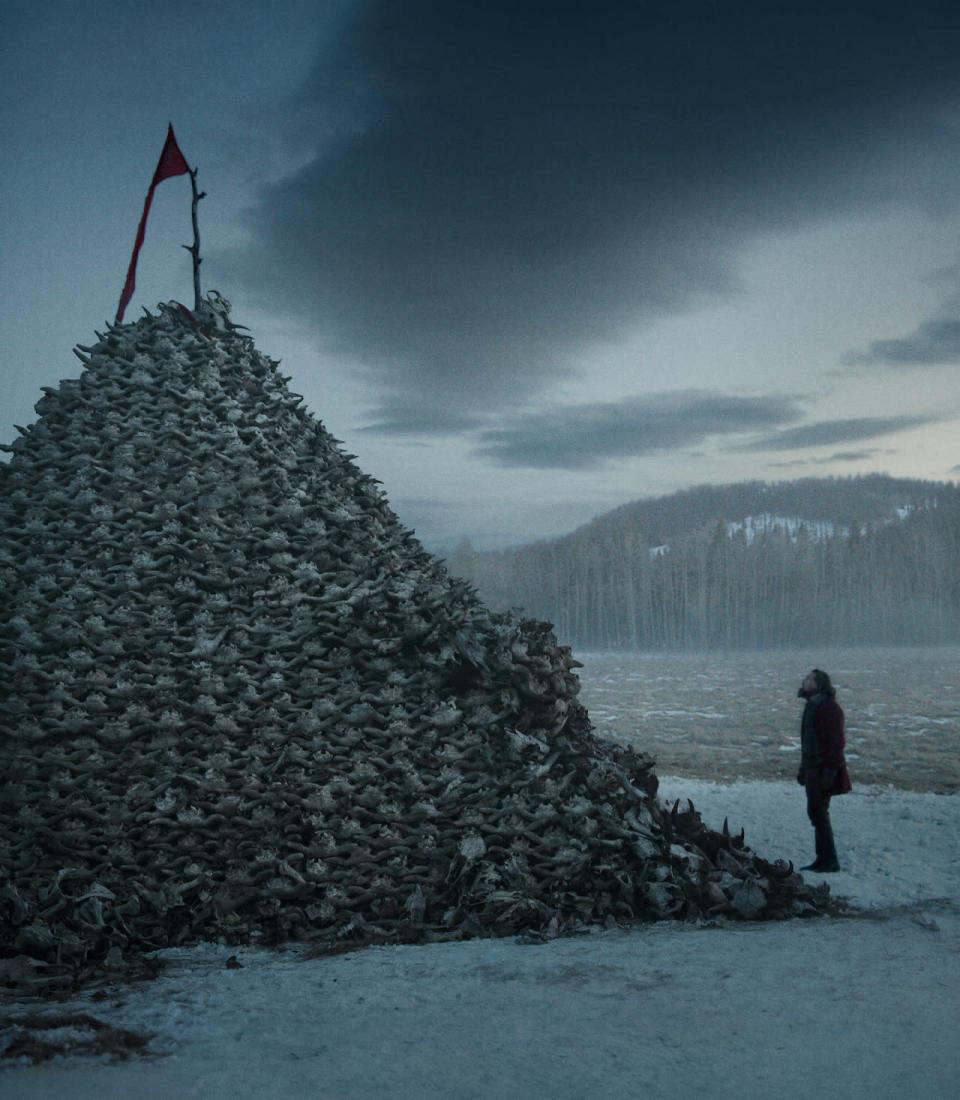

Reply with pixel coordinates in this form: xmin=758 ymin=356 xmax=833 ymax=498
xmin=0 ymin=298 xmax=833 ymax=965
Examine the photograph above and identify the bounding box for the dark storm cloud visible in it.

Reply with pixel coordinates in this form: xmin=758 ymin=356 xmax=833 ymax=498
xmin=844 ymin=319 xmax=960 ymax=367
xmin=736 ymin=416 xmax=939 ymax=452
xmin=475 ymin=392 xmax=801 ymax=470
xmin=222 ymin=0 xmax=960 ymax=431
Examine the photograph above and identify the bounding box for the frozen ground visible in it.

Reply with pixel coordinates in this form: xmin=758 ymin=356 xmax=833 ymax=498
xmin=578 ymin=646 xmax=960 ymax=792
xmin=3 ymin=775 xmax=959 ymax=1099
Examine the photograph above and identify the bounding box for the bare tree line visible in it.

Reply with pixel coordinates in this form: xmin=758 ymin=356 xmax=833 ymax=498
xmin=447 ymin=477 xmax=960 ymax=650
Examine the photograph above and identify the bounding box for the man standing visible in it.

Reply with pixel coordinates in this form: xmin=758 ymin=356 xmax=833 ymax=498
xmin=797 ymin=668 xmax=851 ymax=872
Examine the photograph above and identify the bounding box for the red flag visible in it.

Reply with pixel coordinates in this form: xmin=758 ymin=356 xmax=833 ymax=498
xmin=115 ymin=125 xmax=191 ymax=323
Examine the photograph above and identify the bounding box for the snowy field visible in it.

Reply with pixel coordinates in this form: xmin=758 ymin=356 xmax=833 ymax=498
xmin=2 ymin=648 xmax=959 ymax=1098
xmin=578 ymin=645 xmax=960 ymax=792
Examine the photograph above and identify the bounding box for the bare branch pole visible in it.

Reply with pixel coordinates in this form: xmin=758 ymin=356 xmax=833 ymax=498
xmin=182 ymin=165 xmax=206 ymax=311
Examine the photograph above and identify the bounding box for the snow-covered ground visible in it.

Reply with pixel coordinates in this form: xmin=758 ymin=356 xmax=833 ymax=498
xmin=3 ymin=776 xmax=958 ymax=1099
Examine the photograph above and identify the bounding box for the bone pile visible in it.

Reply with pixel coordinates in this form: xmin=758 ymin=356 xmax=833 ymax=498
xmin=0 ymin=297 xmax=831 ymax=964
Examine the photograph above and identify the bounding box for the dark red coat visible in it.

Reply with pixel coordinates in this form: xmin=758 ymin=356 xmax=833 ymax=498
xmin=800 ymin=695 xmax=852 ymax=795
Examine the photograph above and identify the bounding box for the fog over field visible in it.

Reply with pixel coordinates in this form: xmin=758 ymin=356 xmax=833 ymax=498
xmin=577 ymin=646 xmax=960 ymax=793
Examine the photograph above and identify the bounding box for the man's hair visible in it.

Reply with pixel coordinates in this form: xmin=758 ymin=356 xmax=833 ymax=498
xmin=811 ymin=668 xmax=836 ymax=698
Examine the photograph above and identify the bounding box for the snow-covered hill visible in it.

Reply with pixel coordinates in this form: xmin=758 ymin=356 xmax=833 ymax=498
xmin=724 ymin=512 xmax=841 ymax=543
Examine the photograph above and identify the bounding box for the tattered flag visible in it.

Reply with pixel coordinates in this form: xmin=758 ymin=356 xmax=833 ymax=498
xmin=115 ymin=124 xmax=190 ymax=323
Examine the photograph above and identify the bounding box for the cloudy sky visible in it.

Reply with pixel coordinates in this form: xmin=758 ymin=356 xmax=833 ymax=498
xmin=4 ymin=1 xmax=960 ymax=550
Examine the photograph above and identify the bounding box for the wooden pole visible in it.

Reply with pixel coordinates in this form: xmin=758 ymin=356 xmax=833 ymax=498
xmin=183 ymin=166 xmax=206 ymax=311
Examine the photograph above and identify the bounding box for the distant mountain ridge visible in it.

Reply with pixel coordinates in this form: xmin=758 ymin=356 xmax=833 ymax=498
xmin=447 ymin=475 xmax=960 ymax=649
xmin=559 ymin=474 xmax=947 ymax=549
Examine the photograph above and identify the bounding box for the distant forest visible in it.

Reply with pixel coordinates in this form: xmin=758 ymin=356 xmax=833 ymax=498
xmin=446 ymin=476 xmax=960 ymax=649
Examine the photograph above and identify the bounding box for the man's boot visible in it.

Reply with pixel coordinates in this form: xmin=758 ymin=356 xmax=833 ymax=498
xmin=817 ymin=821 xmax=840 ymax=872
xmin=803 ymin=823 xmax=839 ymax=873
xmin=800 ymin=831 xmax=822 ymax=866
xmin=801 ymin=827 xmax=824 ymax=871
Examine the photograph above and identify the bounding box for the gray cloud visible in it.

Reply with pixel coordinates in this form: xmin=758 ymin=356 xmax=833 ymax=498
xmin=736 ymin=416 xmax=939 ymax=453
xmin=220 ymin=1 xmax=960 ymax=433
xmin=821 ymin=450 xmax=884 ymax=463
xmin=844 ymin=319 xmax=960 ymax=367
xmin=475 ymin=391 xmax=801 ymax=470
xmin=771 ymin=449 xmax=900 ymax=470
xmin=355 ymin=397 xmax=481 ymax=436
